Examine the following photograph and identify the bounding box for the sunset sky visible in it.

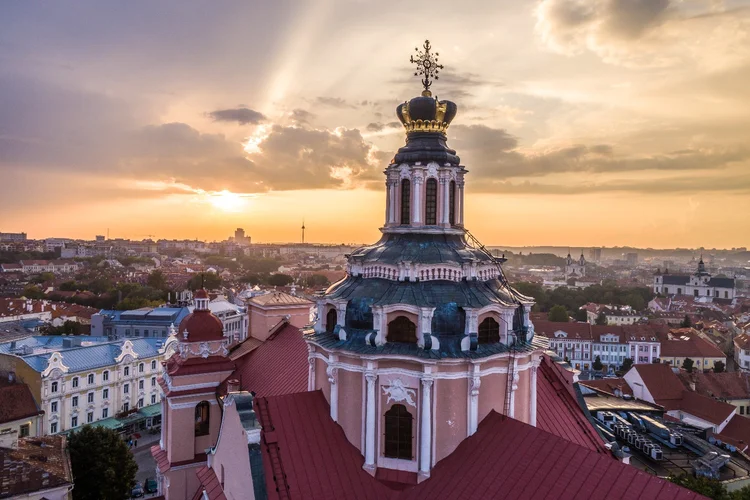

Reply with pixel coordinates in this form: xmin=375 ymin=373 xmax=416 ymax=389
xmin=1 ymin=1 xmax=749 ymax=248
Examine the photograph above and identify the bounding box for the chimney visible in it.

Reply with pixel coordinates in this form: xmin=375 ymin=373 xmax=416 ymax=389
xmin=226 ymin=379 xmax=240 ymax=393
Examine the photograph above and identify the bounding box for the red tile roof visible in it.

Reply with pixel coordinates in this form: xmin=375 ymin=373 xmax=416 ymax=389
xmin=256 ymin=390 xmax=394 ymax=500
xmin=716 ymin=415 xmax=750 ymax=451
xmin=0 ymin=383 xmax=42 ymax=424
xmin=534 ymin=320 xmax=594 ymax=340
xmin=151 ymin=445 xmax=169 ymax=474
xmin=233 ymin=323 xmax=308 ymax=397
xmin=178 ymin=310 xmax=225 ymax=342
xmin=677 ymin=371 xmax=750 ymax=400
xmin=536 ymin=357 xmax=609 ymax=454
xmin=193 ymin=465 xmax=227 ymax=500
xmin=658 ymin=329 xmax=726 ymax=358
xmin=580 ymin=377 xmax=634 ymax=397
xmin=0 ymin=436 xmax=73 ymax=498
xmin=678 ymin=391 xmax=735 ymax=426
xmin=631 ymin=364 xmax=685 ymax=407
xmin=401 ymin=412 xmax=704 ymax=500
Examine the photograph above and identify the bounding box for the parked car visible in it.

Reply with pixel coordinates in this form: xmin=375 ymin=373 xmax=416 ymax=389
xmin=131 ymin=482 xmax=144 ymax=498
xmin=145 ymin=478 xmax=158 ymax=494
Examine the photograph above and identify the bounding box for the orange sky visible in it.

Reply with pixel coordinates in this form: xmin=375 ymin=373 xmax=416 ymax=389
xmin=2 ymin=1 xmax=749 ymax=248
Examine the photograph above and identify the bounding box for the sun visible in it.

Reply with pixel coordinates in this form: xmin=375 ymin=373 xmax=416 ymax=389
xmin=208 ymin=190 xmax=245 ymax=212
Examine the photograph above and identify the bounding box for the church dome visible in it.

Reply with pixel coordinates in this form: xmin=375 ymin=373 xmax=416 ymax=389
xmin=178 ymin=289 xmax=224 ymax=342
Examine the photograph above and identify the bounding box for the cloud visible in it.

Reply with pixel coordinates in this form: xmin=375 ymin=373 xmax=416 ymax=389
xmin=535 ymin=0 xmax=750 ymax=68
xmin=366 ymin=121 xmax=401 ymax=132
xmin=449 ymin=123 xmax=749 ymax=181
xmin=207 ymin=107 xmax=265 ymax=125
xmin=316 ymin=96 xmax=354 ymax=108
xmin=289 ymin=109 xmax=315 ymax=124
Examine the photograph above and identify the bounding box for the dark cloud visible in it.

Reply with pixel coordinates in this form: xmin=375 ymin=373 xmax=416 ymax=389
xmin=316 ymin=96 xmax=354 ymax=108
xmin=366 ymin=121 xmax=402 ymax=132
xmin=290 ymin=109 xmax=315 ymax=124
xmin=207 ymin=107 xmax=265 ymax=125
xmin=449 ymin=124 xmax=749 ymax=181
xmin=604 ymin=0 xmax=671 ymax=39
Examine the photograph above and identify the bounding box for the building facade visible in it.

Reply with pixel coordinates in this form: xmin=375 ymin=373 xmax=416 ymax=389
xmin=653 ymin=258 xmax=736 ymax=299
xmin=0 ymin=335 xmax=177 ymax=435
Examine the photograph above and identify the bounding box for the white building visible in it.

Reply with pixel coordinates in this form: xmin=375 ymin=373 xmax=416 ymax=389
xmin=584 ymin=304 xmax=645 ymax=326
xmin=653 ymin=258 xmax=736 ymax=300
xmin=0 ymin=335 xmax=178 ymax=435
xmin=564 ymin=252 xmax=586 ymax=279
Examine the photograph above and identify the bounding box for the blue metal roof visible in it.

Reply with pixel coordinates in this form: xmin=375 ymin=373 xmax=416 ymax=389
xmin=98 ymin=307 xmax=189 ymax=326
xmin=0 ymin=336 xmax=167 ymax=374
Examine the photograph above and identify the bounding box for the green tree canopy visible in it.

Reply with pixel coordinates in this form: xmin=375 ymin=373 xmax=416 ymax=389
xmin=22 ymin=285 xmax=45 ymax=299
xmin=668 ymin=474 xmax=729 ymax=499
xmin=681 ymin=315 xmax=692 ymax=328
xmin=268 ymin=273 xmax=294 ymax=287
xmin=547 ymin=305 xmax=569 ymax=322
xmin=305 ymin=274 xmax=330 ymax=288
xmin=593 ymin=356 xmax=604 ymax=371
xmin=683 ymin=358 xmax=695 ymax=373
xmin=188 ymin=272 xmax=222 ymax=291
xmin=68 ymin=425 xmax=137 ymax=500
xmin=714 ymin=360 xmax=726 ymax=373
xmin=146 ymin=269 xmax=168 ymax=290
xmin=621 ymin=358 xmax=634 ymax=372
xmin=595 ymin=312 xmax=608 ymax=325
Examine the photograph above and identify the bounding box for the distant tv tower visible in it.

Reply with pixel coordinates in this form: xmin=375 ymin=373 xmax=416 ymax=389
xmin=301 ymin=219 xmax=306 ymax=244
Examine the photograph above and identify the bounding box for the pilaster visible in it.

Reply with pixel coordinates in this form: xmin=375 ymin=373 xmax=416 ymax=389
xmin=364 ymin=370 xmax=378 ymax=473
xmin=419 ymin=375 xmax=433 ymax=480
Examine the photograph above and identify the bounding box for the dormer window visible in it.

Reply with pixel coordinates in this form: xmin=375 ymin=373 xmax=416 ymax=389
xmin=478 ymin=317 xmax=500 ymax=344
xmin=387 ymin=316 xmax=417 ymax=343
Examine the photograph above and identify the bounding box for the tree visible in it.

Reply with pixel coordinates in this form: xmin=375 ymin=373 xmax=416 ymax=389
xmin=714 ymin=360 xmax=726 ymax=373
xmin=268 ymin=273 xmax=294 ymax=287
xmin=683 ymin=357 xmax=695 ymax=373
xmin=593 ymin=356 xmax=603 ymax=371
xmin=624 ymin=292 xmax=645 ymax=312
xmin=681 ymin=315 xmax=692 ymax=328
xmin=621 ymin=358 xmax=634 ymax=372
xmin=305 ymin=274 xmax=329 ymax=288
xmin=22 ymin=285 xmax=45 ymax=299
xmin=187 ymin=272 xmax=222 ymax=291
xmin=548 ymin=305 xmax=569 ymax=322
xmin=147 ymin=269 xmax=167 ymax=290
xmin=68 ymin=425 xmax=137 ymax=500
xmin=668 ymin=474 xmax=728 ymax=499
xmin=595 ymin=312 xmax=608 ymax=325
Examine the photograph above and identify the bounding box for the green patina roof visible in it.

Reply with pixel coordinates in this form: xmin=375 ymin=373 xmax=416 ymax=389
xmin=138 ymin=403 xmax=161 ymax=418
xmin=90 ymin=417 xmax=124 ymax=430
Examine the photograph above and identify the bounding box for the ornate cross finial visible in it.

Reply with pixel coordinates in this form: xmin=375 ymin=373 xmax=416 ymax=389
xmin=410 ymin=40 xmax=443 ymax=97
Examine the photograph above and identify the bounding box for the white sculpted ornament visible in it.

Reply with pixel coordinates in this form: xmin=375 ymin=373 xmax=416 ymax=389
xmin=383 ymin=378 xmax=417 ymax=407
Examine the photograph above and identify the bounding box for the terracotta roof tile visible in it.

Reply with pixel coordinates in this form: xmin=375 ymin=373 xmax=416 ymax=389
xmin=632 ymin=364 xmax=686 ymax=404
xmin=232 ymin=323 xmax=308 ymax=397
xmin=0 ymin=383 xmax=42 ymax=424
xmin=678 ymin=391 xmax=735 ymax=425
xmin=580 ymin=377 xmax=634 ymax=397
xmin=194 ymin=465 xmax=227 ymax=500
xmin=0 ymin=436 xmax=73 ymax=498
xmin=677 ymin=371 xmax=750 ymax=400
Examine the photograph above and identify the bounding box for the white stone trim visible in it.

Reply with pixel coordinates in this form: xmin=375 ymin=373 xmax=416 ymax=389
xmin=419 ymin=376 xmax=433 ymax=477
xmin=364 ymin=370 xmax=377 ymax=471
xmin=167 ymin=396 xmax=218 ymax=410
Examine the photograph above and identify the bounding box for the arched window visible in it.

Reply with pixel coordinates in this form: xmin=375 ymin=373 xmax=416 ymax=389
xmin=425 ymin=178 xmax=437 ymax=225
xmin=478 ymin=317 xmax=500 ymax=344
xmin=384 ymin=404 xmax=413 ymax=460
xmin=387 ymin=316 xmax=417 ymax=343
xmin=449 ymin=180 xmax=456 ymax=225
xmin=326 ymin=309 xmax=338 ymax=333
xmin=195 ymin=401 xmax=210 ymax=436
xmin=400 ymin=179 xmax=411 ymax=225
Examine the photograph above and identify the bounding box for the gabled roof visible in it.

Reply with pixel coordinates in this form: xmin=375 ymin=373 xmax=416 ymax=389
xmin=630 ymin=364 xmax=685 ymax=407
xmin=0 ymin=383 xmax=42 ymax=424
xmin=0 ymin=436 xmax=73 ymax=498
xmin=193 ymin=466 xmax=227 ymax=500
xmin=400 ymin=412 xmax=704 ymax=500
xmin=677 ymin=371 xmax=750 ymax=400
xmin=232 ymin=323 xmax=308 ymax=397
xmin=678 ymin=391 xmax=735 ymax=426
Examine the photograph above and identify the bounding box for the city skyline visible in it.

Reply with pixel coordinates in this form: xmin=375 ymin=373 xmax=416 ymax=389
xmin=2 ymin=1 xmax=750 ymax=248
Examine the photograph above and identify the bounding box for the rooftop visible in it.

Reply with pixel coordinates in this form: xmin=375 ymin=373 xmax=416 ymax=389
xmin=248 ymin=291 xmax=312 ymax=307
xmin=0 ymin=382 xmax=41 ymax=424
xmin=0 ymin=435 xmax=73 ymax=498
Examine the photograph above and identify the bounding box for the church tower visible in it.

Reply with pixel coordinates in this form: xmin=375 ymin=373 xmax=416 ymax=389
xmin=153 ymin=289 xmax=235 ymax=499
xmin=307 ymin=41 xmax=544 ymax=482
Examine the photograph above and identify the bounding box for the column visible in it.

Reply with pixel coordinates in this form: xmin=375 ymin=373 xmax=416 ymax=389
xmin=420 ymin=377 xmax=433 ymax=476
xmin=364 ymin=371 xmax=377 ymax=470
xmin=530 ymin=365 xmax=538 ymax=426
xmin=443 ymin=177 xmax=451 ymax=225
xmin=327 ymin=365 xmax=339 ymax=422
xmin=314 ymin=301 xmax=325 ymax=333
xmin=159 ymin=398 xmax=166 ymax=449
xmin=509 ymin=359 xmax=518 ymax=418
xmin=468 ymin=365 xmax=481 ymax=435
xmin=413 ymin=174 xmax=423 ymax=224
xmin=388 ymin=181 xmax=396 ymax=224
xmin=307 ymin=347 xmax=316 ymax=392
xmin=384 ymin=180 xmax=390 ymax=226
xmin=458 ymin=181 xmax=465 ymax=225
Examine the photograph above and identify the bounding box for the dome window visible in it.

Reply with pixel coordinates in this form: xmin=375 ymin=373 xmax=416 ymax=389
xmin=325 ymin=309 xmax=338 ymax=333
xmin=478 ymin=317 xmax=500 ymax=344
xmin=387 ymin=316 xmax=417 ymax=343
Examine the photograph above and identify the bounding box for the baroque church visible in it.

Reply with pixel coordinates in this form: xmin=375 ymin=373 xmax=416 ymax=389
xmin=151 ymin=42 xmax=701 ymax=500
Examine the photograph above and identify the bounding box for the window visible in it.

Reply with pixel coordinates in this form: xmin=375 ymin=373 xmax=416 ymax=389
xmin=162 ymin=330 xmax=167 ymax=337
xmin=478 ymin=317 xmax=500 ymax=344
xmin=139 ymin=380 xmax=144 ymax=390
xmin=87 ymin=412 xmax=94 ymax=423
xmin=325 ymin=309 xmax=337 ymax=333
xmin=71 ymin=416 xmax=78 ymax=428
xmin=400 ymin=179 xmax=410 ymax=225
xmin=151 ymin=360 xmax=157 ymax=370
xmin=144 ymin=329 xmax=149 ymax=337
xmin=135 ymin=329 xmax=140 ymax=337
xmin=103 ymin=388 xmax=109 ymax=399
xmin=387 ymin=316 xmax=417 ymax=343
xmin=123 ymin=403 xmax=129 ymax=412
xmin=88 ymin=374 xmax=94 ymax=384
xmin=87 ymin=392 xmax=94 ymax=403
xmin=151 ymin=377 xmax=156 ymax=387
xmin=138 ymin=398 xmax=144 ymax=408
xmin=195 ymin=401 xmax=210 ymax=436
xmin=384 ymin=404 xmax=413 ymax=460
xmin=425 ymin=178 xmax=438 ymax=225
xmin=72 ymin=396 xmax=79 ymax=407
xmin=139 ymin=363 xmax=144 ymax=373
xmin=103 ymin=371 xmax=109 ymax=382
xmin=72 ymin=377 xmax=79 ymax=388
xmin=19 ymin=424 xmax=29 ymax=438
xmin=741 ymin=406 xmax=745 ymax=415
xmin=151 ymin=394 xmax=157 ymax=404
xmin=124 ymin=366 xmax=130 ymax=377
xmin=677 ymin=288 xmax=682 ymax=295
xmin=102 ymin=408 xmax=108 ymax=419
xmin=124 ymin=384 xmax=129 ymax=394
xmin=125 ymin=329 xmax=130 ymax=336
xmin=51 ymin=382 xmax=58 ymax=393
xmin=51 ymin=401 xmax=58 ymax=413
xmin=726 ymin=291 xmax=729 ymax=298
xmin=50 ymin=422 xmax=58 ymax=434
xmin=449 ymin=180 xmax=456 ymax=225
